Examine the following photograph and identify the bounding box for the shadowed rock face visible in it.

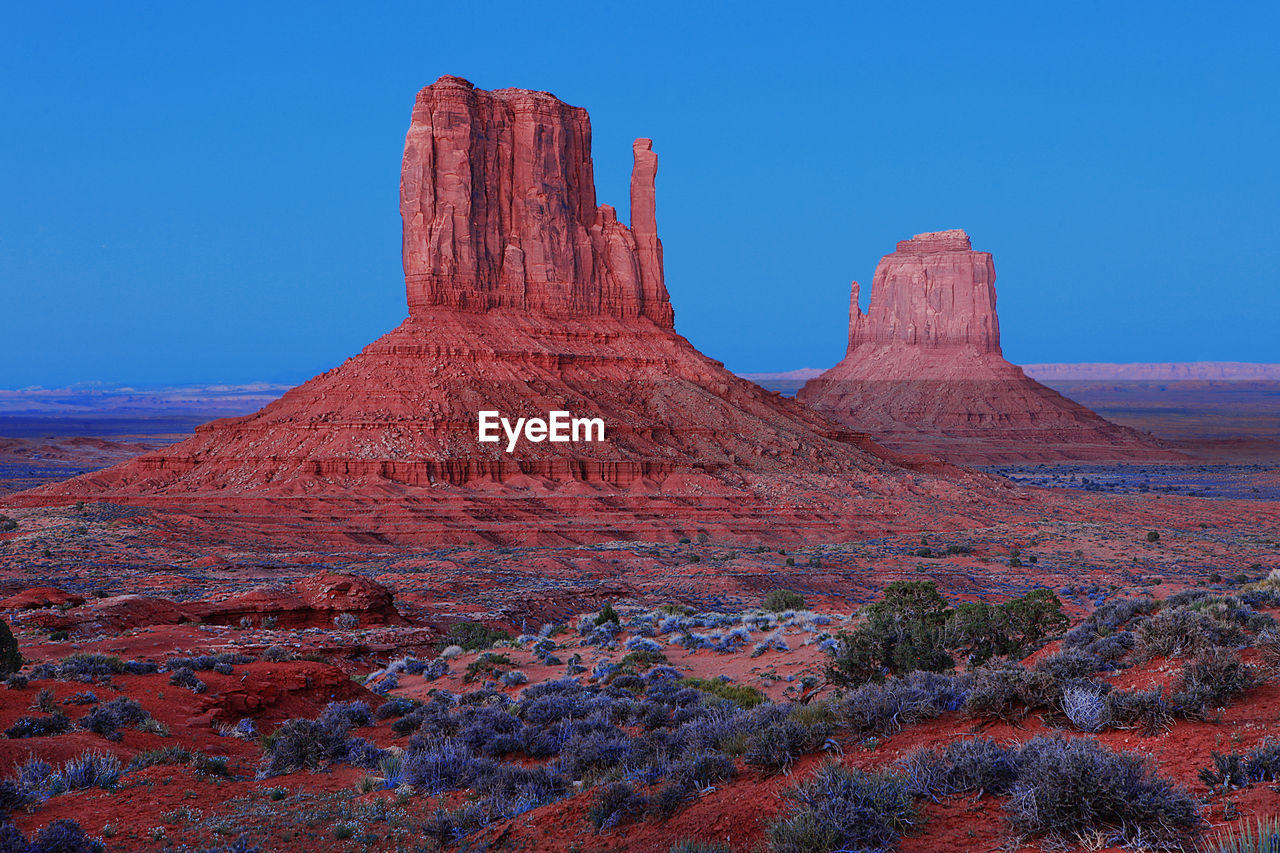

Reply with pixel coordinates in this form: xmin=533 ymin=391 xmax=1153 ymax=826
xmin=11 ymin=79 xmax=1012 ymax=545
xmin=401 ymin=76 xmax=672 ymax=327
xmin=801 ymin=231 xmax=1181 ymax=465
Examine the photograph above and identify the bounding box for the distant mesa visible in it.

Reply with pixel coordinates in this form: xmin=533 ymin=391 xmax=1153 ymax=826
xmin=1023 ymin=362 xmax=1280 ymax=382
xmin=9 ymin=78 xmax=1005 ymax=545
xmin=798 ymin=230 xmax=1182 ymax=464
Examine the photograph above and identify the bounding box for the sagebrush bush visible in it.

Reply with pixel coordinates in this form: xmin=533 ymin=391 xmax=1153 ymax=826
xmin=1199 ymin=740 xmax=1280 ymax=791
xmin=1060 ymin=684 xmax=1110 ymax=733
xmin=839 ymin=670 xmax=968 ymax=735
xmin=1135 ymin=607 xmax=1240 ymax=660
xmin=59 ymin=750 xmax=122 ymax=790
xmin=1005 ymin=735 xmax=1199 ymax=846
xmin=5 ymin=713 xmax=71 ymax=739
xmin=1171 ymin=648 xmax=1263 ymax=718
xmin=258 ymin=718 xmax=354 ymax=777
xmin=2 ymin=819 xmax=106 ymax=853
xmin=586 ymin=781 xmax=646 ymax=831
xmin=898 ymin=737 xmax=1021 ymax=799
xmin=767 ymin=761 xmax=915 ymax=853
xmin=80 ymin=697 xmax=150 ymax=740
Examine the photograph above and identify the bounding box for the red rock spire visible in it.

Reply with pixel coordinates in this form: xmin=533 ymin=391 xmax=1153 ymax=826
xmin=399 ymin=76 xmax=674 ymax=327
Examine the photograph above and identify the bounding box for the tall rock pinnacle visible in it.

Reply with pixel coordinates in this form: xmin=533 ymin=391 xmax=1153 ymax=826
xmin=400 ymin=76 xmax=673 ymax=326
xmin=800 ymin=230 xmax=1179 ymax=464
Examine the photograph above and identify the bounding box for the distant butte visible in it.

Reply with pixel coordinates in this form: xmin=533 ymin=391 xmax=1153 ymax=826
xmin=10 ymin=79 xmax=1012 ymax=546
xmin=798 ymin=230 xmax=1182 ymax=464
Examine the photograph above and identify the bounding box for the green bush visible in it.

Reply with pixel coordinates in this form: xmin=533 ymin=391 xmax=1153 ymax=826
xmin=762 ymin=589 xmax=805 ymax=612
xmin=0 ymin=618 xmax=21 ymax=675
xmin=439 ymin=621 xmax=512 ymax=652
xmin=594 ymin=602 xmax=620 ymax=626
xmin=678 ymin=677 xmax=765 ymax=709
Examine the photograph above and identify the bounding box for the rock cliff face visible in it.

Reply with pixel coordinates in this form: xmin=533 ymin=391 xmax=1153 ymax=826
xmin=400 ymin=77 xmax=672 ymax=326
xmin=800 ymin=230 xmax=1180 ymax=464
xmin=848 ymin=230 xmax=998 ymax=353
xmin=13 ymin=79 xmax=1004 ymax=545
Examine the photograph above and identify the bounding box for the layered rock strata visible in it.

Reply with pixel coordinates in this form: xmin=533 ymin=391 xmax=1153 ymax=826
xmin=799 ymin=231 xmax=1179 ymax=464
xmin=12 ymin=80 xmax=1004 ymax=544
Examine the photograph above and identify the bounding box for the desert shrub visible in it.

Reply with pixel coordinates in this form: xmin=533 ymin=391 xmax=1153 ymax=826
xmin=1006 ymin=735 xmax=1199 ymax=846
xmin=5 ymin=819 xmax=106 ymax=853
xmin=0 ymin=779 xmax=34 ymax=813
xmin=500 ymin=670 xmax=528 ymax=687
xmin=559 ymin=728 xmax=636 ymax=778
xmin=678 ymin=677 xmax=765 ymax=709
xmin=59 ymin=750 xmax=122 ymax=790
xmin=441 ymin=621 xmax=513 ymax=652
xmin=766 ymin=761 xmax=915 ymax=853
xmin=839 ymin=671 xmax=969 ymax=735
xmin=168 ymin=667 xmax=207 ymax=693
xmin=5 ymin=714 xmax=71 ymax=739
xmin=620 ymin=648 xmax=667 ymax=670
xmin=1060 ymin=684 xmax=1110 ymax=733
xmin=946 ymin=601 xmax=1021 ymax=666
xmin=0 ymin=618 xmax=21 ymax=675
xmin=743 ymin=704 xmax=828 ymax=775
xmin=318 ymin=700 xmax=373 ymax=730
xmin=164 ymin=652 xmax=250 ymax=672
xmin=1135 ymin=607 xmax=1241 ymax=659
xmin=1062 ymin=597 xmax=1157 ymax=649
xmin=38 ymin=653 xmax=126 ymax=681
xmin=762 ymin=590 xmax=806 ymax=612
xmin=1171 ymin=649 xmax=1264 ymax=718
xmin=964 ymin=663 xmax=1055 ymax=722
xmin=1105 ymin=687 xmax=1172 ymax=735
xmin=1035 ymin=648 xmax=1104 ymax=682
xmin=586 ymin=781 xmax=646 ymax=831
xmin=258 ymin=719 xmax=352 ymax=777
xmin=464 ymin=653 xmax=514 ymax=683
xmin=402 ymin=738 xmax=476 ymax=793
xmin=1200 ymin=740 xmax=1280 ymax=791
xmin=898 ymin=737 xmax=1021 ymax=799
xmin=333 ymin=612 xmax=359 ymax=629
xmin=1256 ymin=628 xmax=1280 ymax=668
xmin=1000 ymin=588 xmax=1071 ymax=646
xmin=129 ymin=746 xmax=194 ymax=769
xmin=826 ymin=612 xmax=951 ymax=685
xmin=79 ymin=697 xmax=151 ymax=740
xmin=373 ymin=696 xmax=414 ymax=722
xmin=594 ymin=602 xmax=621 ymax=626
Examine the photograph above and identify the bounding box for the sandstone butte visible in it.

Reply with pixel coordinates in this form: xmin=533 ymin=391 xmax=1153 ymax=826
xmin=11 ymin=77 xmax=1015 ymax=546
xmin=798 ymin=230 xmax=1182 ymax=465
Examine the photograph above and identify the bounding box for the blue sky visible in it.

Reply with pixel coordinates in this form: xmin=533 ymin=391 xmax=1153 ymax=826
xmin=2 ymin=1 xmax=1276 ymax=386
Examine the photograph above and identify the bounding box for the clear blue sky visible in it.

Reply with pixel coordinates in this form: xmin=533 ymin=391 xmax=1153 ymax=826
xmin=2 ymin=1 xmax=1277 ymax=386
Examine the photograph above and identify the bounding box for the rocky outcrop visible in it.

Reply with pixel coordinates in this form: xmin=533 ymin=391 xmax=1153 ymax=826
xmin=11 ymin=80 xmax=1008 ymax=545
xmin=197 ymin=572 xmax=404 ymax=628
xmin=848 ymin=230 xmax=999 ymax=353
xmin=800 ymin=231 xmax=1180 ymax=464
xmin=401 ymin=77 xmax=672 ymax=326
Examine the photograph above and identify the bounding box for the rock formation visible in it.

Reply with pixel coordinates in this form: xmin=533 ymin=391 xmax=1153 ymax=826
xmin=799 ymin=230 xmax=1180 ymax=464
xmin=11 ymin=79 xmax=1005 ymax=545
